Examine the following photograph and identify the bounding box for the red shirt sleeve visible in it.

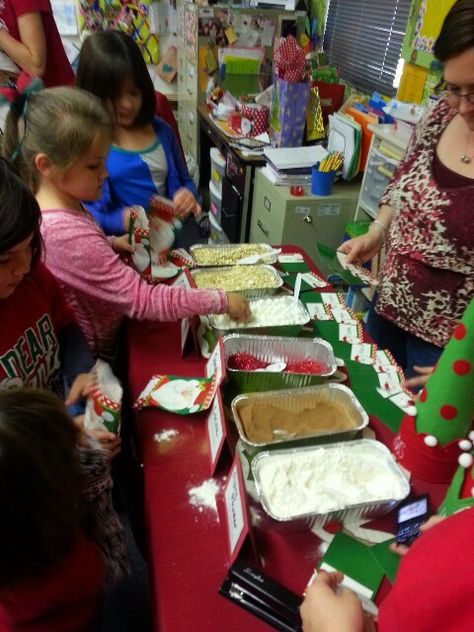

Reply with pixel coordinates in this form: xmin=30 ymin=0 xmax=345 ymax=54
xmin=33 ymin=262 xmax=76 ymax=332
xmin=9 ymin=0 xmax=52 ymax=18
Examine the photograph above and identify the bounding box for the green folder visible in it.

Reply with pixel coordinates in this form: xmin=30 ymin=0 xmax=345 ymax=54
xmin=316 ymin=241 xmax=366 ymax=287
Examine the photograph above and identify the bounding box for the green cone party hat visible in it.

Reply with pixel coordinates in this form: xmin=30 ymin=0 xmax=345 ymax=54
xmin=395 ymin=297 xmax=474 ymax=483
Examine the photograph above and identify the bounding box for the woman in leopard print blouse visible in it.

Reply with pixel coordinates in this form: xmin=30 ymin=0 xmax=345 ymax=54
xmin=340 ymin=0 xmax=474 ymax=389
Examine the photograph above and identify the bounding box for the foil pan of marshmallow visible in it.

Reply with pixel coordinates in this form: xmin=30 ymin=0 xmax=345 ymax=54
xmin=209 ymin=296 xmax=310 ymax=338
xmin=190 ymin=243 xmax=277 ymax=267
xmin=252 ymin=439 xmax=410 ymax=531
xmin=223 ymin=334 xmax=336 ymax=393
xmin=232 ymin=384 xmax=368 ymax=451
xmin=190 ymin=265 xmax=283 ymax=298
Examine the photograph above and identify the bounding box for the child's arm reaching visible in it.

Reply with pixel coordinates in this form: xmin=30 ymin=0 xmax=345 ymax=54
xmin=42 ymin=212 xmax=249 ymax=326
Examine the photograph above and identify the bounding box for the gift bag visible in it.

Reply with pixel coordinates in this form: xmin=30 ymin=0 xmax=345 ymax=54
xmin=128 ymin=206 xmax=152 ymax=280
xmin=148 ymin=195 xmax=181 ymax=280
xmin=156 ymin=46 xmax=178 ymax=84
xmin=240 ymin=103 xmax=269 ymax=137
xmin=84 ymin=360 xmax=123 ymax=435
xmin=270 ymin=78 xmax=310 ymax=147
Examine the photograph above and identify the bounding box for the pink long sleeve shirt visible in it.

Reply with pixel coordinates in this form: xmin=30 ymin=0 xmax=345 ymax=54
xmin=40 ymin=208 xmax=227 ymax=359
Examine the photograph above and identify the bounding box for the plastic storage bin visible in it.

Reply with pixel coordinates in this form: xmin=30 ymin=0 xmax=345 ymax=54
xmin=208 ymin=212 xmax=229 ymax=245
xmin=210 ymin=147 xmax=225 ymax=197
xmin=209 ymin=179 xmax=222 ymax=224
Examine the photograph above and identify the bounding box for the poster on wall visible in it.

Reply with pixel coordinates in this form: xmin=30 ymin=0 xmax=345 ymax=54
xmin=401 ymin=0 xmax=456 ymax=70
xmin=77 ymin=0 xmax=160 ymax=63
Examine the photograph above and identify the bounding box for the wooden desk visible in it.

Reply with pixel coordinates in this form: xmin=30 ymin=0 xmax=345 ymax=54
xmin=198 ymin=105 xmax=265 ymax=243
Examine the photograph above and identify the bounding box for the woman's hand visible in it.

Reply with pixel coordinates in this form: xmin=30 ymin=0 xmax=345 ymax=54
xmin=173 ymin=188 xmax=201 ymax=219
xmin=112 ymin=234 xmax=135 ymax=255
xmin=300 ymin=571 xmax=364 ymax=632
xmin=403 ymin=365 xmax=435 ymax=391
xmin=338 ymin=227 xmax=383 ymax=266
xmin=389 ymin=515 xmax=446 ymax=557
xmin=226 ymin=292 xmax=251 ymax=322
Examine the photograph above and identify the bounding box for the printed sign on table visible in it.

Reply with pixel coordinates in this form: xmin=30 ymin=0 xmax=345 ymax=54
xmin=205 ymin=337 xmax=225 ymax=385
xmin=206 ymin=390 xmax=228 ymax=475
xmin=223 ymin=455 xmax=250 ymax=564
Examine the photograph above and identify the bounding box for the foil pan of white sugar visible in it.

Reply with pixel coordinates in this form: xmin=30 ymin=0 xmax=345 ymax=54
xmin=232 ymin=384 xmax=368 ymax=450
xmin=190 ymin=264 xmax=283 ymax=299
xmin=223 ymin=335 xmax=336 ymax=393
xmin=190 ymin=243 xmax=277 ymax=267
xmin=252 ymin=439 xmax=410 ymax=532
xmin=209 ymin=296 xmax=310 ymax=338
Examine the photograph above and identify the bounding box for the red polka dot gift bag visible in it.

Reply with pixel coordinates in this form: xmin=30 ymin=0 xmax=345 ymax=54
xmin=394 ymin=297 xmax=474 ymax=483
xmin=269 ymin=36 xmax=310 ymax=148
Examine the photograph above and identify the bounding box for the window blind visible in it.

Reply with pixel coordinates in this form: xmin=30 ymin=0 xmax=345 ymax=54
xmin=323 ymin=0 xmax=410 ymax=96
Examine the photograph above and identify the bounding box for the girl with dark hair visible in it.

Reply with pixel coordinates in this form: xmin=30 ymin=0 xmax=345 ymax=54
xmin=0 ymin=159 xmax=120 ymax=454
xmin=77 ymin=31 xmax=203 ymax=276
xmin=0 ymin=388 xmax=128 ymax=630
xmin=339 ymin=0 xmax=474 ymax=390
xmin=1 ymin=86 xmax=249 ymax=362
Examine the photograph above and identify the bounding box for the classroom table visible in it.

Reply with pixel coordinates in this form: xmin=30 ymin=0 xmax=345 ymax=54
xmin=126 ymin=245 xmax=448 ymax=632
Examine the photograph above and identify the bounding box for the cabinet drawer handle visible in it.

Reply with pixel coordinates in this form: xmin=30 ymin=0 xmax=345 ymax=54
xmin=257 ymin=219 xmax=269 ymax=237
xmin=264 ymin=196 xmax=271 ymax=212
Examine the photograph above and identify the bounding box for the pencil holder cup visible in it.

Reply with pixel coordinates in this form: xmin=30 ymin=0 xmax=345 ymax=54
xmin=311 ymin=167 xmax=337 ymax=196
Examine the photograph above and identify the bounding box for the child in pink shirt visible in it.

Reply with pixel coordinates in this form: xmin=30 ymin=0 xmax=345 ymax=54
xmin=3 ymin=86 xmax=250 ymax=359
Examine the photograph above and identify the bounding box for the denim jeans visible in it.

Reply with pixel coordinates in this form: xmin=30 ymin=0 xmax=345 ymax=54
xmin=366 ymin=301 xmax=443 ymax=379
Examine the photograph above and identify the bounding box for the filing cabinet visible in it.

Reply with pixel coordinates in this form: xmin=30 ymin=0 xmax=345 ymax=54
xmin=250 ymin=168 xmax=361 ymax=276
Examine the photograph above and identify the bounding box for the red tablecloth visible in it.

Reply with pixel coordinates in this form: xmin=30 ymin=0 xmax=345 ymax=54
xmin=126 ymin=245 xmax=446 ymax=632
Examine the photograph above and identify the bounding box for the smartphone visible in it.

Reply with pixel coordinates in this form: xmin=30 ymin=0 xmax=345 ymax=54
xmin=396 ymin=494 xmax=430 ymax=545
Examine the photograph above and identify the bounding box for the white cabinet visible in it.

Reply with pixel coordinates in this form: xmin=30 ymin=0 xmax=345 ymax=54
xmin=355 ymin=124 xmax=408 ymax=220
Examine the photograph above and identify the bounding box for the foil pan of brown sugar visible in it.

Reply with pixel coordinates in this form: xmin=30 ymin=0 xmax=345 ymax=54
xmin=231 ymin=383 xmax=368 ymax=449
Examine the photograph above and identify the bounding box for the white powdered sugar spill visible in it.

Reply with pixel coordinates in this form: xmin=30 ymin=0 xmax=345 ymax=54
xmin=153 ymin=429 xmax=179 ymax=443
xmin=188 ymin=478 xmax=220 ymax=513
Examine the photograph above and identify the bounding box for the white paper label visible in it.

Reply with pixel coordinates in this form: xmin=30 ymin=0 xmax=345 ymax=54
xmin=301 ymin=272 xmax=327 ymax=288
xmin=206 ymin=339 xmax=224 ymax=384
xmin=350 ymin=343 xmax=375 ymax=364
xmin=278 ymin=253 xmax=304 ymax=263
xmin=181 ymin=317 xmax=190 ymax=354
xmin=338 ymin=323 xmax=361 ymax=343
xmin=306 ymin=303 xmax=332 ymax=320
xmin=321 ymin=293 xmax=343 ymax=308
xmin=173 ymin=270 xmax=191 ymax=289
xmin=224 ymin=463 xmax=245 ymax=555
xmin=331 ymin=307 xmax=358 ymax=325
xmin=207 ymin=393 xmax=225 ymax=472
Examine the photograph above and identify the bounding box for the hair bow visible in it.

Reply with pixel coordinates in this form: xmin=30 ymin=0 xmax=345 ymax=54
xmin=0 ymin=72 xmax=43 ymax=117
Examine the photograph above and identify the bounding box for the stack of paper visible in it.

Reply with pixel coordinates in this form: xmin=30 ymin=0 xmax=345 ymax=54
xmin=262 ymin=145 xmax=328 ymax=186
xmin=327 ymin=112 xmax=362 ymax=180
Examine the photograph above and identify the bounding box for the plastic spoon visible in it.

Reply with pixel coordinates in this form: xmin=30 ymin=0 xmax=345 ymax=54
xmin=293 ymin=272 xmax=302 ymax=303
xmin=254 ymin=362 xmax=287 ymax=372
xmin=237 ymin=248 xmax=282 ymax=265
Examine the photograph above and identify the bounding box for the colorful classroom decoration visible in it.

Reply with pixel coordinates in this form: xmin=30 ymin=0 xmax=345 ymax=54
xmin=395 ymin=298 xmax=474 ymax=483
xmin=77 ymin=0 xmax=159 ymax=63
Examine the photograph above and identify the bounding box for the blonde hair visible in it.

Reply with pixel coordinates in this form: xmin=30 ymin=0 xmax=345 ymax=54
xmin=2 ymin=86 xmax=113 ymax=192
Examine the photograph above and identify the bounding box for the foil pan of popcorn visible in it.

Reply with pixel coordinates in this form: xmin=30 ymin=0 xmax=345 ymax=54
xmin=190 ymin=243 xmax=277 ymax=267
xmin=191 ymin=265 xmax=282 ymax=298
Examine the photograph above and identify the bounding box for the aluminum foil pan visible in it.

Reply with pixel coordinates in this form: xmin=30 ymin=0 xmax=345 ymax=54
xmin=209 ymin=296 xmax=310 ymax=338
xmin=223 ymin=335 xmax=336 ymax=393
xmin=252 ymin=439 xmax=410 ymax=531
xmin=190 ymin=265 xmax=283 ymax=298
xmin=190 ymin=243 xmax=278 ymax=267
xmin=232 ymin=384 xmax=368 ymax=449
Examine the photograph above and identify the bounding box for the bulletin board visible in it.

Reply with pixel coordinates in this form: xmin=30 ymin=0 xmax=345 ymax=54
xmin=401 ymin=0 xmax=456 ymax=70
xmin=77 ymin=0 xmax=160 ymax=63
